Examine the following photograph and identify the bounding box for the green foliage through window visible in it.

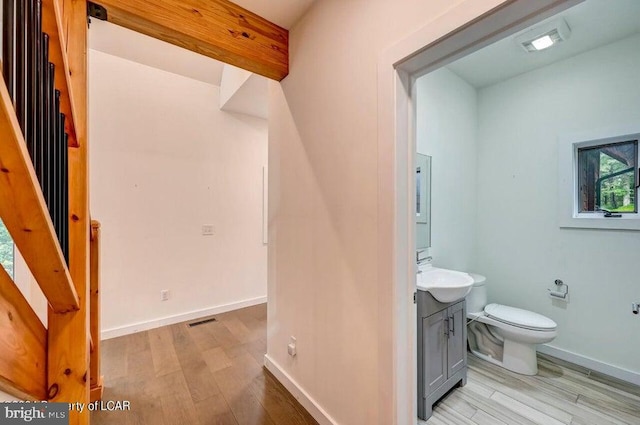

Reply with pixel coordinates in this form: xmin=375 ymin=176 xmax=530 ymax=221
xmin=0 ymin=220 xmax=14 ymax=278
xmin=598 ymin=152 xmax=636 ymax=212
xmin=577 ymin=140 xmax=638 ymax=214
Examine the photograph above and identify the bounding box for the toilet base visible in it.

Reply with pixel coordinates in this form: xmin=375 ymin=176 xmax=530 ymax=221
xmin=503 ymin=339 xmax=538 ymax=375
xmin=469 ymin=340 xmax=538 ymax=375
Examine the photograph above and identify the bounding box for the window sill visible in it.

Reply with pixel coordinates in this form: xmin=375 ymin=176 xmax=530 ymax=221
xmin=559 ymin=215 xmax=640 ymax=231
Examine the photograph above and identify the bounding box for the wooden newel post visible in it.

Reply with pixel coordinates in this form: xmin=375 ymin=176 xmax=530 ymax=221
xmin=89 ymin=220 xmax=103 ymax=402
xmin=46 ymin=1 xmax=90 ymax=424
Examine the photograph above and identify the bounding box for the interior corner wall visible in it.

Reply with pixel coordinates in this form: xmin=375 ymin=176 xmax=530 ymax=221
xmin=266 ymin=1 xmax=505 ymax=424
xmin=89 ymin=49 xmax=268 ymax=337
xmin=475 ymin=33 xmax=640 ymax=374
xmin=416 ymin=68 xmax=478 ymax=271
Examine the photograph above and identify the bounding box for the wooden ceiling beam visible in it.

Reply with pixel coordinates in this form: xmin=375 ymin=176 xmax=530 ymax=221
xmin=91 ymin=0 xmax=289 ymax=81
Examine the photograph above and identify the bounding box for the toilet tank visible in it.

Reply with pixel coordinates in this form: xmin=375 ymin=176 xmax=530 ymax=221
xmin=467 ymin=273 xmax=487 ymax=314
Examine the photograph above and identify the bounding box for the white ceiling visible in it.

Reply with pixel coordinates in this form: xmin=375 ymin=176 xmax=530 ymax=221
xmin=447 ymin=0 xmax=640 ymax=89
xmin=233 ymin=0 xmax=315 ymax=29
xmin=88 ymin=0 xmax=315 ymax=86
xmin=89 ymin=19 xmax=225 ymax=85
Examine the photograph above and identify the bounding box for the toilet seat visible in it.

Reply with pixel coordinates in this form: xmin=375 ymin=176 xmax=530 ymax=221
xmin=484 ymin=303 xmax=557 ymax=331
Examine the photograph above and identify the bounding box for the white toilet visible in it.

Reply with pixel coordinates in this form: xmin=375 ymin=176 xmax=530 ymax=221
xmin=466 ymin=273 xmax=557 ymax=375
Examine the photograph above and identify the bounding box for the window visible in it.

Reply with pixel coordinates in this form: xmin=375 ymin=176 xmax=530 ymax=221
xmin=0 ymin=219 xmax=14 ymax=279
xmin=558 ymin=127 xmax=640 ymax=230
xmin=577 ymin=139 xmax=638 ymax=214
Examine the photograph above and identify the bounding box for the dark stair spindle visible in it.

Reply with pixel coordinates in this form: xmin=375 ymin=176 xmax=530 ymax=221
xmin=61 ymin=119 xmax=69 ymax=262
xmin=42 ymin=34 xmax=51 ymax=209
xmin=50 ymin=65 xmax=58 ymax=243
xmin=54 ymin=90 xmax=62 ymax=248
xmin=34 ymin=0 xmax=44 ymax=187
xmin=26 ymin=0 xmax=38 ymax=163
xmin=15 ymin=0 xmax=26 ymax=133
xmin=3 ymin=0 xmax=15 ymax=100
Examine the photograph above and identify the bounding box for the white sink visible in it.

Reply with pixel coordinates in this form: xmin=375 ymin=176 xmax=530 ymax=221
xmin=417 ymin=264 xmax=474 ymax=303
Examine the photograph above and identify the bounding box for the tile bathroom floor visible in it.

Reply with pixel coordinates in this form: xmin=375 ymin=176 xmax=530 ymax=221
xmin=421 ymin=354 xmax=640 ymax=425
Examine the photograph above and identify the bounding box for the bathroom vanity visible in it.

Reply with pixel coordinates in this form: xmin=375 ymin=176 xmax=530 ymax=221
xmin=417 ymin=289 xmax=467 ymax=420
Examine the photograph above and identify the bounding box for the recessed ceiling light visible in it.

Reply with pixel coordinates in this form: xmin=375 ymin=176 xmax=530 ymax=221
xmin=515 ymin=18 xmax=571 ymax=53
xmin=531 ymin=35 xmax=554 ymax=51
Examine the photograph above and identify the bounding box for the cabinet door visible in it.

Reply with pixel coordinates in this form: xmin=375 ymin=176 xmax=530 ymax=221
xmin=423 ymin=311 xmax=447 ymax=395
xmin=447 ymin=301 xmax=466 ymax=377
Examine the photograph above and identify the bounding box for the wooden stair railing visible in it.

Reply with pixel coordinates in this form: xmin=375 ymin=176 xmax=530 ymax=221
xmin=0 ymin=70 xmax=78 ymax=314
xmin=0 ymin=0 xmax=94 ymax=424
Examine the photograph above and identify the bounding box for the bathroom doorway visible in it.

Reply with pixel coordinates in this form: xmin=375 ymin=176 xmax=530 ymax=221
xmin=377 ymin=0 xmax=583 ymax=423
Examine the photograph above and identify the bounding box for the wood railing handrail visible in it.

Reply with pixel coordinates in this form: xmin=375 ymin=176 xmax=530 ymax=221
xmin=42 ymin=0 xmax=78 ymax=147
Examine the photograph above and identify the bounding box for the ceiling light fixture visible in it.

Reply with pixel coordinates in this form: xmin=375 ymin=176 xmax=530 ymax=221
xmin=515 ymin=18 xmax=571 ymax=52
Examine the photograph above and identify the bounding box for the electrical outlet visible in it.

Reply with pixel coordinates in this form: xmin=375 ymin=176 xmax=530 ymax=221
xmin=202 ymin=225 xmax=215 ymax=236
xmin=160 ymin=290 xmax=170 ymax=301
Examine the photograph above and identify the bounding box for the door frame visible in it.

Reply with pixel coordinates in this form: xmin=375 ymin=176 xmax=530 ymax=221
xmin=376 ymin=0 xmax=581 ymax=423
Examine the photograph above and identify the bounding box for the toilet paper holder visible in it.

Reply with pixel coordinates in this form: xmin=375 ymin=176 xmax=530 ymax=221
xmin=548 ymin=279 xmax=569 ymax=301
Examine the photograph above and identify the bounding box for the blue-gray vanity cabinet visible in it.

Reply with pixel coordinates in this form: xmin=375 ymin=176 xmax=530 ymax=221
xmin=417 ymin=291 xmax=467 ymax=420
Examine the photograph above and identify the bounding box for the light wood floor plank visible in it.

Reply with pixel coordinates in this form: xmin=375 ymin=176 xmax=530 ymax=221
xmin=100 ymin=334 xmax=129 ymax=383
xmin=467 ymin=369 xmax=573 ymax=424
xmin=441 ymin=392 xmax=477 ymax=419
xmin=576 ymin=394 xmax=640 ymax=425
xmin=148 ymin=326 xmax=182 ymax=377
xmin=490 ymin=391 xmax=567 ymax=425
xmin=471 ymin=409 xmax=509 ymax=425
xmin=92 ymin=304 xmax=318 ymax=425
xmin=455 ymin=386 xmax=539 ymax=425
xmin=438 ymin=403 xmax=477 ymax=424
xmin=194 ymin=394 xmax=238 ymax=425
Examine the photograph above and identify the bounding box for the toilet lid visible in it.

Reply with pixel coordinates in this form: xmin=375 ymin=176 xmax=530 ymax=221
xmin=484 ymin=303 xmax=557 ymax=331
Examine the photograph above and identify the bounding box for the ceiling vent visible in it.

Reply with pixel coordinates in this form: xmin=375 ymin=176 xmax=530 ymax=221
xmin=515 ymin=18 xmax=571 ymax=52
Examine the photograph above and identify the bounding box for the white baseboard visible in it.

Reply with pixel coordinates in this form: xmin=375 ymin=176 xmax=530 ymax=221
xmin=538 ymin=344 xmax=640 ymax=386
xmin=263 ymin=355 xmax=339 ymax=425
xmin=101 ymin=296 xmax=267 ymax=340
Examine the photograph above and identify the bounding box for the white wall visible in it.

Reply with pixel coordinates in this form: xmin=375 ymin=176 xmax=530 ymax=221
xmin=89 ymin=49 xmax=268 ymax=337
xmin=219 ymin=65 xmax=268 ymax=119
xmin=416 ymin=68 xmax=478 ymax=271
xmin=475 ymin=34 xmax=640 ymax=374
xmin=13 ymin=250 xmax=47 ymax=326
xmin=0 ymin=390 xmax=19 ymax=401
xmin=266 ymin=1 xmax=505 ymax=424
